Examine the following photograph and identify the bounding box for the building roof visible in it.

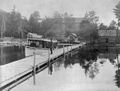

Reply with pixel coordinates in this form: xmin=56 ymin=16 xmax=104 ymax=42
xmin=27 ymin=33 xmax=42 ymax=38
xmin=28 ymin=38 xmax=57 ymax=43
xmin=70 ymin=33 xmax=77 ymax=37
xmin=27 ymin=32 xmax=57 ymax=43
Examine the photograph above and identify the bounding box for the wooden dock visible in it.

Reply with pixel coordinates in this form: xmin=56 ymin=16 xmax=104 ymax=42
xmin=0 ymin=43 xmax=85 ymax=91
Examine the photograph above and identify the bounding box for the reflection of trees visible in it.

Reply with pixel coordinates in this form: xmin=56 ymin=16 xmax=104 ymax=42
xmin=48 ymin=45 xmax=120 ymax=87
xmin=115 ymin=69 xmax=120 ymax=88
xmin=56 ymin=47 xmax=100 ymax=79
xmin=86 ymin=62 xmax=99 ymax=79
xmin=53 ymin=58 xmax=64 ymax=71
xmin=78 ymin=48 xmax=99 ymax=79
xmin=114 ymin=54 xmax=120 ymax=88
xmin=98 ymin=53 xmax=117 ymax=65
xmin=109 ymin=58 xmax=116 ymax=65
xmin=53 ymin=47 xmax=100 ymax=79
xmin=48 ymin=62 xmax=53 ymax=75
xmin=64 ymin=55 xmax=76 ymax=68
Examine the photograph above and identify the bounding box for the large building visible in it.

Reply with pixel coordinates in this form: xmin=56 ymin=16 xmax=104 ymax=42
xmin=48 ymin=17 xmax=86 ymax=41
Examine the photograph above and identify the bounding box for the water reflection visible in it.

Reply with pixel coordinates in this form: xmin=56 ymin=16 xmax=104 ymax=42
xmin=115 ymin=69 xmax=120 ymax=88
xmin=48 ymin=46 xmax=120 ymax=88
xmin=115 ymin=55 xmax=120 ymax=88
xmin=48 ymin=62 xmax=53 ymax=75
xmin=0 ymin=45 xmax=25 ymax=65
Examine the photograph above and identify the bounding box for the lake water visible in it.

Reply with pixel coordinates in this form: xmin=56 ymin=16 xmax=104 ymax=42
xmin=12 ymin=45 xmax=120 ymax=91
xmin=0 ymin=45 xmax=25 ymax=65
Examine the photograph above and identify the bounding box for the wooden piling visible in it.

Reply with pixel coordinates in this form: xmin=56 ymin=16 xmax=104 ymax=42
xmin=63 ymin=45 xmax=65 ymax=61
xmin=48 ymin=49 xmax=50 ymax=74
xmin=71 ymin=46 xmax=72 ymax=57
xmin=33 ymin=51 xmax=36 ymax=85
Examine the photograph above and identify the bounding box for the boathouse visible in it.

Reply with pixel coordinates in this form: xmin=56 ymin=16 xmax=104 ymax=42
xmin=27 ymin=33 xmax=58 ymax=48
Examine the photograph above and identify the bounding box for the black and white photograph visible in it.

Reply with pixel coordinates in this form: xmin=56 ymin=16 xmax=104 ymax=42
xmin=0 ymin=0 xmax=120 ymax=91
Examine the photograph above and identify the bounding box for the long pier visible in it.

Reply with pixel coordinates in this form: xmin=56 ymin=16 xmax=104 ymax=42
xmin=0 ymin=43 xmax=85 ymax=91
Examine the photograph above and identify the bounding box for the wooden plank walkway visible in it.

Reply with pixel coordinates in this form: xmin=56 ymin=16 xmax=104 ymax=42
xmin=0 ymin=43 xmax=85 ymax=91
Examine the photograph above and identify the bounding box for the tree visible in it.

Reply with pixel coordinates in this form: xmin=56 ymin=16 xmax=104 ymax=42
xmin=79 ymin=11 xmax=99 ymax=41
xmin=108 ymin=20 xmax=117 ymax=29
xmin=4 ymin=9 xmax=23 ymax=38
xmin=40 ymin=17 xmax=55 ymax=36
xmin=114 ymin=1 xmax=120 ymax=21
xmin=79 ymin=19 xmax=98 ymax=41
xmin=41 ymin=17 xmax=56 ymax=54
xmin=65 ymin=30 xmax=71 ymax=37
xmin=0 ymin=10 xmax=7 ymax=38
xmin=21 ymin=17 xmax=30 ymax=38
xmin=29 ymin=11 xmax=41 ymax=34
xmin=85 ymin=11 xmax=99 ymax=24
xmin=99 ymin=23 xmax=108 ymax=30
xmin=53 ymin=11 xmax=62 ymax=18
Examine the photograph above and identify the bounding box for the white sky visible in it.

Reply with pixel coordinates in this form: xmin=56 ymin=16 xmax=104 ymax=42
xmin=0 ymin=0 xmax=119 ymax=25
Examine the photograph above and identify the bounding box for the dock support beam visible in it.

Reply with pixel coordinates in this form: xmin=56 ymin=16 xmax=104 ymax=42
xmin=71 ymin=46 xmax=72 ymax=57
xmin=48 ymin=49 xmax=51 ymax=74
xmin=33 ymin=52 xmax=36 ymax=85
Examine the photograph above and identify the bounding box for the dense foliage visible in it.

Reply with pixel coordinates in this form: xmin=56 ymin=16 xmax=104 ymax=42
xmin=0 ymin=8 xmax=117 ymax=42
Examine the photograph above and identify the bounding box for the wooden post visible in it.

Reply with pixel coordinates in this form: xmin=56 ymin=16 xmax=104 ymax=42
xmin=33 ymin=51 xmax=36 ymax=85
xmin=71 ymin=45 xmax=72 ymax=57
xmin=50 ymin=38 xmax=53 ymax=54
xmin=48 ymin=48 xmax=50 ymax=60
xmin=63 ymin=45 xmax=65 ymax=61
xmin=48 ymin=49 xmax=50 ymax=63
xmin=67 ymin=45 xmax=69 ymax=52
xmin=48 ymin=49 xmax=50 ymax=74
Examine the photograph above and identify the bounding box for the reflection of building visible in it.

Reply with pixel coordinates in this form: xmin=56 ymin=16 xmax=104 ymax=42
xmin=99 ymin=53 xmax=117 ymax=60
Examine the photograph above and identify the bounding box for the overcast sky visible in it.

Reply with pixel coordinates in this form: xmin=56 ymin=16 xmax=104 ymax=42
xmin=0 ymin=0 xmax=119 ymax=25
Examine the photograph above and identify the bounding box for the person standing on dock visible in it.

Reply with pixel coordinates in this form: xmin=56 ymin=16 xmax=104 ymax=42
xmin=50 ymin=38 xmax=53 ymax=54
